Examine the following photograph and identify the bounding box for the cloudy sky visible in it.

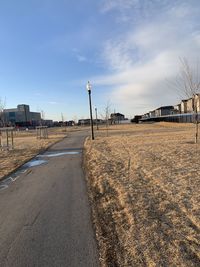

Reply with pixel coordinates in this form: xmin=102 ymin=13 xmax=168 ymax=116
xmin=0 ymin=0 xmax=199 ymax=120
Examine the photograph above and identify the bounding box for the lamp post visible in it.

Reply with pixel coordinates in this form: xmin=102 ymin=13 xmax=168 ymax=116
xmin=86 ymin=81 xmax=94 ymax=140
xmin=95 ymin=107 xmax=99 ymax=130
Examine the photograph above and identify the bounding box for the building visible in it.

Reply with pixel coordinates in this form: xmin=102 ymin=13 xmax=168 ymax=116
xmin=180 ymin=98 xmax=195 ymax=114
xmin=180 ymin=100 xmax=188 ymax=113
xmin=180 ymin=95 xmax=200 ymax=113
xmin=3 ymin=104 xmax=41 ymax=126
xmin=110 ymin=113 xmax=125 ymax=124
xmin=131 ymin=115 xmax=142 ymax=123
xmin=186 ymin=98 xmax=193 ymax=113
xmin=194 ymin=94 xmax=200 ymax=112
xmin=149 ymin=110 xmax=156 ymax=118
xmin=78 ymin=119 xmax=91 ymax=126
xmin=174 ymin=104 xmax=181 ymax=114
xmin=141 ymin=113 xmax=150 ymax=119
xmin=155 ymin=106 xmax=175 ymax=117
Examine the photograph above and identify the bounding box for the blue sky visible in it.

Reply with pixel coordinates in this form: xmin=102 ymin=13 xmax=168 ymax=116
xmin=0 ymin=0 xmax=200 ymax=121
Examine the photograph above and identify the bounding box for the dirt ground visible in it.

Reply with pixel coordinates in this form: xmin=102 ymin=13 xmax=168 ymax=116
xmin=0 ymin=127 xmax=73 ymax=180
xmin=84 ymin=122 xmax=200 ymax=267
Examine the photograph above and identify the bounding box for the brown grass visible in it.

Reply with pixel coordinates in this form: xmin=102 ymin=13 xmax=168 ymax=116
xmin=0 ymin=127 xmax=69 ymax=180
xmin=84 ymin=122 xmax=200 ymax=266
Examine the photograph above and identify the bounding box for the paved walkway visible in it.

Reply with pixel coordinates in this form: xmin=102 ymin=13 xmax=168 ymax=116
xmin=0 ymin=131 xmax=99 ymax=267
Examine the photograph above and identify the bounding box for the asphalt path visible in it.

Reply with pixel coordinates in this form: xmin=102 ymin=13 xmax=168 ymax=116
xmin=0 ymin=130 xmax=99 ymax=267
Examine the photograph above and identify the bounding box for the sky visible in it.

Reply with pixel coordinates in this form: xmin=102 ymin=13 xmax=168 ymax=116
xmin=0 ymin=0 xmax=200 ymax=121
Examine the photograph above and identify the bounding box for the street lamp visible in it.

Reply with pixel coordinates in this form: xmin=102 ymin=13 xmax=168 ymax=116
xmin=95 ymin=107 xmax=99 ymax=130
xmin=86 ymin=81 xmax=94 ymax=140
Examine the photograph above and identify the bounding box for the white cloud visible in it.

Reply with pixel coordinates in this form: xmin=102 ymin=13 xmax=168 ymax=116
xmin=100 ymin=0 xmax=137 ymax=13
xmin=94 ymin=1 xmax=200 ymax=115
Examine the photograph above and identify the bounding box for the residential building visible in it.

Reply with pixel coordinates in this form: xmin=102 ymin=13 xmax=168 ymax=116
xmin=174 ymin=104 xmax=181 ymax=114
xmin=180 ymin=95 xmax=200 ymax=113
xmin=194 ymin=94 xmax=200 ymax=112
xmin=180 ymin=98 xmax=194 ymax=113
xmin=78 ymin=119 xmax=91 ymax=126
xmin=131 ymin=115 xmax=142 ymax=123
xmin=155 ymin=106 xmax=175 ymax=117
xmin=149 ymin=110 xmax=156 ymax=118
xmin=110 ymin=113 xmax=125 ymax=124
xmin=141 ymin=113 xmax=150 ymax=119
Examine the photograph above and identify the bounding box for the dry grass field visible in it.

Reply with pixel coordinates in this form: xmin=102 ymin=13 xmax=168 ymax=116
xmin=0 ymin=127 xmax=71 ymax=180
xmin=84 ymin=122 xmax=200 ymax=266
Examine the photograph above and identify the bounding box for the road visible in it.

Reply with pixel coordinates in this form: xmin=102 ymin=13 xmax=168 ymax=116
xmin=0 ymin=130 xmax=99 ymax=267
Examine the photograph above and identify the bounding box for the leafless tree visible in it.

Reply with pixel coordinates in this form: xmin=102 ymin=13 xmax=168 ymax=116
xmin=175 ymin=58 xmax=200 ymax=98
xmin=173 ymin=58 xmax=200 ymax=143
xmin=40 ymin=110 xmax=45 ymax=126
xmin=0 ymin=97 xmax=6 ymax=127
xmin=61 ymin=112 xmax=67 ymax=132
xmin=100 ymin=101 xmax=111 ymax=137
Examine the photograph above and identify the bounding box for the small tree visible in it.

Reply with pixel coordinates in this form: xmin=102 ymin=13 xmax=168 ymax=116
xmin=40 ymin=110 xmax=45 ymax=126
xmin=105 ymin=102 xmax=111 ymax=137
xmin=0 ymin=98 xmax=6 ymax=127
xmin=174 ymin=58 xmax=200 ymax=143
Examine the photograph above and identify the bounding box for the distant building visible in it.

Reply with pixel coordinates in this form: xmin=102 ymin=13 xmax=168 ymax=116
xmin=174 ymin=104 xmax=181 ymax=114
xmin=155 ymin=106 xmax=175 ymax=117
xmin=180 ymin=95 xmax=200 ymax=114
xmin=180 ymin=100 xmax=188 ymax=113
xmin=3 ymin=104 xmax=41 ymax=126
xmin=78 ymin=119 xmax=91 ymax=126
xmin=42 ymin=120 xmax=53 ymax=127
xmin=194 ymin=94 xmax=200 ymax=112
xmin=67 ymin=120 xmax=75 ymax=126
xmin=142 ymin=113 xmax=150 ymax=119
xmin=131 ymin=115 xmax=142 ymax=123
xmin=149 ymin=110 xmax=156 ymax=118
xmin=180 ymin=99 xmax=193 ymax=113
xmin=186 ymin=98 xmax=193 ymax=113
xmin=110 ymin=113 xmax=125 ymax=124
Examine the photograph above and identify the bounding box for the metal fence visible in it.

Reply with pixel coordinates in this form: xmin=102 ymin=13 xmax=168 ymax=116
xmin=140 ymin=113 xmax=200 ymax=123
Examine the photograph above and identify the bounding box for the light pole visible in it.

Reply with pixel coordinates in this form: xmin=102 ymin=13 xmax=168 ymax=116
xmin=95 ymin=107 xmax=99 ymax=130
xmin=86 ymin=81 xmax=94 ymax=140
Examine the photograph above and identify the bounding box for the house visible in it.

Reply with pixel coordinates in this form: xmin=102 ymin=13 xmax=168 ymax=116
xmin=180 ymin=98 xmax=194 ymax=113
xmin=180 ymin=94 xmax=200 ymax=113
xmin=78 ymin=119 xmax=91 ymax=126
xmin=141 ymin=113 xmax=150 ymax=119
xmin=194 ymin=94 xmax=200 ymax=112
xmin=42 ymin=120 xmax=53 ymax=127
xmin=174 ymin=104 xmax=181 ymax=114
xmin=181 ymin=98 xmax=194 ymax=114
xmin=155 ymin=106 xmax=175 ymax=117
xmin=110 ymin=113 xmax=125 ymax=124
xmin=3 ymin=104 xmax=41 ymax=126
xmin=180 ymin=100 xmax=188 ymax=113
xmin=186 ymin=98 xmax=193 ymax=113
xmin=131 ymin=115 xmax=142 ymax=123
xmin=149 ymin=110 xmax=156 ymax=118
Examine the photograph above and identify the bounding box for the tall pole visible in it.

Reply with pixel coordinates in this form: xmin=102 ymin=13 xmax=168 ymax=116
xmin=87 ymin=81 xmax=94 ymax=140
xmin=95 ymin=107 xmax=99 ymax=130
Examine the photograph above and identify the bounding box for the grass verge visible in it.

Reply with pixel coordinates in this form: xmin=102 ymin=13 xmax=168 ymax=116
xmin=84 ymin=123 xmax=200 ymax=266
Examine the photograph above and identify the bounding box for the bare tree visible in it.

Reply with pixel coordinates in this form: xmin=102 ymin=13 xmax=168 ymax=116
xmin=61 ymin=112 xmax=67 ymax=132
xmin=100 ymin=101 xmax=111 ymax=137
xmin=0 ymin=97 xmax=6 ymax=127
xmin=40 ymin=110 xmax=45 ymax=126
xmin=175 ymin=58 xmax=200 ymax=98
xmin=173 ymin=58 xmax=200 ymax=143
xmin=105 ymin=102 xmax=111 ymax=137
